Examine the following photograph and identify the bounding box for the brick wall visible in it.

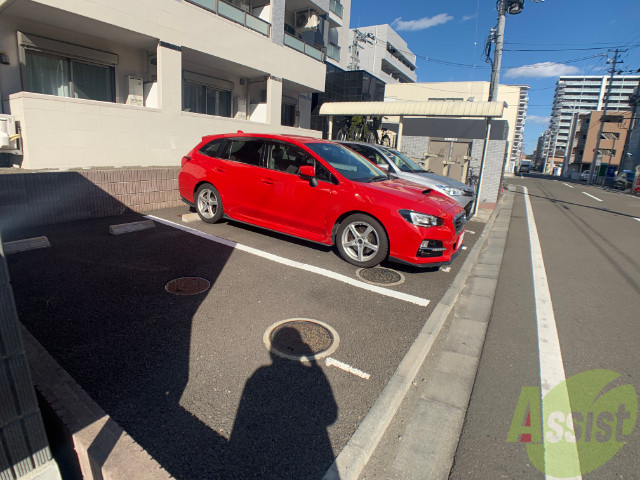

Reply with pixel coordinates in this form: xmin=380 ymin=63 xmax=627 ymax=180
xmin=0 ymin=168 xmax=181 ymax=232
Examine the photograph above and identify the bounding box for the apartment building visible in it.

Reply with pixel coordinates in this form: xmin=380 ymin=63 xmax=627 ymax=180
xmin=348 ymin=24 xmax=417 ymax=84
xmin=548 ymin=75 xmax=640 ymax=154
xmin=0 ymin=0 xmax=352 ymax=169
xmin=510 ymin=85 xmax=529 ymax=165
xmin=570 ymin=110 xmax=632 ymax=173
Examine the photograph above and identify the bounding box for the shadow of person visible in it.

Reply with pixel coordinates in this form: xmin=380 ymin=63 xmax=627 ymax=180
xmin=226 ymin=327 xmax=338 ymax=479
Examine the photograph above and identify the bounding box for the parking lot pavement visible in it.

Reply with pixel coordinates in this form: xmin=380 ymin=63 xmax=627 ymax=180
xmin=6 ymin=207 xmax=485 ymax=479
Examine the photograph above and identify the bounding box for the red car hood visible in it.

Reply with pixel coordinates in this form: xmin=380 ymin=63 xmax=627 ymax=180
xmin=361 ymin=178 xmax=462 ymax=215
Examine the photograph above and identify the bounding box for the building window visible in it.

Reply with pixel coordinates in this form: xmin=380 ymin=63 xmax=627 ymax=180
xmin=182 ymin=72 xmax=233 ymax=117
xmin=24 ymin=50 xmax=115 ymax=102
xmin=281 ymin=103 xmax=296 ymax=127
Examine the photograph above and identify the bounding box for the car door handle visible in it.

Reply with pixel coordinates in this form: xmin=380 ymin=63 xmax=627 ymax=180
xmin=212 ymin=167 xmax=225 ymax=173
xmin=261 ymin=178 xmax=276 ymax=185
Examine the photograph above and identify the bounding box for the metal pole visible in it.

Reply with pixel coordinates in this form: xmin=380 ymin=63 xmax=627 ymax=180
xmin=588 ymin=49 xmax=619 ymax=184
xmin=488 ymin=0 xmax=506 ymax=102
xmin=473 ymin=119 xmax=492 ymax=217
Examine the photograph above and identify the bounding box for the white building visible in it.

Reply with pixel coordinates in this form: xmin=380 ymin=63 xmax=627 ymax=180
xmin=510 ymin=85 xmax=529 ymax=164
xmin=0 ymin=0 xmax=352 ymax=169
xmin=548 ymin=75 xmax=640 ymax=152
xmin=348 ymin=25 xmax=416 ymax=84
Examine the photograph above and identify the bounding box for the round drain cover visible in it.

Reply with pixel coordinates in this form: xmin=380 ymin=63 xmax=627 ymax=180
xmin=165 ymin=277 xmax=210 ymax=295
xmin=264 ymin=319 xmax=340 ymax=362
xmin=356 ymin=267 xmax=404 ymax=286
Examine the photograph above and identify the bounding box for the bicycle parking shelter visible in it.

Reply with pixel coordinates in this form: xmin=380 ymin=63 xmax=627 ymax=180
xmin=319 ymin=100 xmax=506 ymax=216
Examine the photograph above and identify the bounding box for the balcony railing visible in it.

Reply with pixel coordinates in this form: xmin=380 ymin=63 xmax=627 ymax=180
xmin=284 ymin=33 xmax=325 ymax=62
xmin=327 ymin=44 xmax=340 ymax=62
xmin=330 ymin=0 xmax=343 ymax=18
xmin=187 ymin=0 xmax=270 ymax=37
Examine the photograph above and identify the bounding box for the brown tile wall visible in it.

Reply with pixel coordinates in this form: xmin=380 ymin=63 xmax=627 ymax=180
xmin=0 ymin=168 xmax=182 ymax=232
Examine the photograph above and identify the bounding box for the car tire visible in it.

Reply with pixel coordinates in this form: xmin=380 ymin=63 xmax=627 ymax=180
xmin=195 ymin=183 xmax=224 ymax=223
xmin=336 ymin=214 xmax=389 ymax=268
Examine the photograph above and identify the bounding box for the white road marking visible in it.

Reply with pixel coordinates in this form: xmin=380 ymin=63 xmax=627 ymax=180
xmin=562 ymin=183 xmax=574 ymax=189
xmin=581 ymin=192 xmax=602 ymax=202
xmin=146 ymin=215 xmax=431 ymax=307
xmin=326 ymin=357 xmax=370 ymax=379
xmin=522 ymin=186 xmax=582 ymax=479
xmin=635 ymin=218 xmax=640 ymax=223
xmin=466 ymin=230 xmax=476 ymax=235
xmin=440 ymin=267 xmax=451 ymax=273
xmin=462 ymin=246 xmax=467 ymax=250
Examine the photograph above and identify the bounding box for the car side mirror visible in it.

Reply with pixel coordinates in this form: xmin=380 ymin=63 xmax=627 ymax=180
xmin=299 ymin=165 xmax=318 ymax=187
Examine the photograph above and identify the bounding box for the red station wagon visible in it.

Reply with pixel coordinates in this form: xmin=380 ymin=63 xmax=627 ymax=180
xmin=179 ymin=133 xmax=466 ymax=268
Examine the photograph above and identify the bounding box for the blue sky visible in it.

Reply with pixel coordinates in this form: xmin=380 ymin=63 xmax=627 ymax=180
xmin=349 ymin=0 xmax=640 ymax=154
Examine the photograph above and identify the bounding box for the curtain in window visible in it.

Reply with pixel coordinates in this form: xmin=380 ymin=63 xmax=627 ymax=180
xmin=72 ymin=61 xmax=114 ymax=102
xmin=25 ymin=52 xmax=70 ymax=97
xmin=183 ymin=83 xmax=205 ymax=113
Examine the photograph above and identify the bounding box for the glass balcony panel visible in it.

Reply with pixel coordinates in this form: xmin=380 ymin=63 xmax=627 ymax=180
xmin=330 ymin=0 xmax=343 ymax=18
xmin=304 ymin=44 xmax=324 ymax=61
xmin=246 ymin=15 xmax=270 ymax=36
xmin=284 ymin=33 xmax=305 ymax=53
xmin=218 ymin=1 xmax=245 ymax=24
xmin=188 ymin=0 xmax=216 ymax=11
xmin=327 ymin=44 xmax=340 ymax=61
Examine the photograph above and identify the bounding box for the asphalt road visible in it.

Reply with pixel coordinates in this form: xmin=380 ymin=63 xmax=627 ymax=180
xmin=5 ymin=205 xmax=484 ymax=479
xmin=451 ymin=177 xmax=640 ymax=479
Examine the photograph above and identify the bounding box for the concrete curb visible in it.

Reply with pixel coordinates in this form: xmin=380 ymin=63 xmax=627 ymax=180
xmin=20 ymin=325 xmax=173 ymax=480
xmin=385 ymin=190 xmax=515 ymax=479
xmin=323 ymin=198 xmax=511 ymax=480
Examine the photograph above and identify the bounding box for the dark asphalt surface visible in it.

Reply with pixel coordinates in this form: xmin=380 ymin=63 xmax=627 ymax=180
xmin=451 ymin=177 xmax=640 ymax=479
xmin=5 ymin=205 xmax=483 ymax=479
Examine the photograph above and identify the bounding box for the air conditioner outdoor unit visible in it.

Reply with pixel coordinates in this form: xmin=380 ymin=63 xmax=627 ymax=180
xmin=296 ymin=11 xmax=320 ymax=31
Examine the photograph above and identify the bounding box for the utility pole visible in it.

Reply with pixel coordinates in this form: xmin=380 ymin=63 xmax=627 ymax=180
xmin=588 ymin=49 xmax=623 ymax=184
xmin=488 ymin=0 xmax=507 ymax=102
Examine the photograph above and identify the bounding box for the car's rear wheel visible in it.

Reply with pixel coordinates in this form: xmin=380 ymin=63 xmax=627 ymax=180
xmin=195 ymin=183 xmax=223 ymax=223
xmin=336 ymin=214 xmax=389 ymax=268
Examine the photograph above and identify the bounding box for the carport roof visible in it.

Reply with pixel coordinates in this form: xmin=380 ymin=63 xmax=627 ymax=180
xmin=318 ymin=100 xmax=505 ymax=118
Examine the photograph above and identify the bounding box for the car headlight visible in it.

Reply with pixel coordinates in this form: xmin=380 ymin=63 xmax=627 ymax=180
xmin=399 ymin=209 xmax=443 ymax=227
xmin=435 ymin=184 xmax=463 ymax=196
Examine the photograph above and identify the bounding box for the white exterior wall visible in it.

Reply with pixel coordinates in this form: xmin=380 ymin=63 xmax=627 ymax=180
xmin=0 ymin=0 xmax=327 ymax=169
xmin=350 ymin=25 xmax=417 ymax=83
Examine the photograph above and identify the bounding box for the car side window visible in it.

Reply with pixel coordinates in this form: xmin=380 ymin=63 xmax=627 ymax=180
xmin=198 ymin=139 xmax=225 ymax=158
xmin=266 ymin=143 xmax=337 ymax=184
xmin=219 ymin=139 xmax=264 ymax=166
xmin=350 ymin=145 xmax=387 ymax=167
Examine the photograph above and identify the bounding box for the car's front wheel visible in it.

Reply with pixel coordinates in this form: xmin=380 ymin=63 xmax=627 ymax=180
xmin=195 ymin=183 xmax=224 ymax=223
xmin=336 ymin=214 xmax=389 ymax=268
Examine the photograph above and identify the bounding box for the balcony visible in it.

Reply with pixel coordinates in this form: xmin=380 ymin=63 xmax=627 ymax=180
xmin=284 ymin=33 xmax=325 ymax=62
xmin=329 ymin=0 xmax=343 ymax=18
xmin=187 ymin=0 xmax=271 ymax=37
xmin=327 ymin=43 xmax=340 ymax=62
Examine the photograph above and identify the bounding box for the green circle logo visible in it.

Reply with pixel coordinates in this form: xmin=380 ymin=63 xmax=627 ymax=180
xmin=508 ymin=370 xmax=637 ymax=477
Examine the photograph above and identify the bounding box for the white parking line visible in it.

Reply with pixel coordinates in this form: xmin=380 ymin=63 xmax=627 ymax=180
xmin=522 ymin=186 xmax=582 ymax=479
xmin=581 ymin=192 xmax=602 ymax=202
xmin=635 ymin=218 xmax=640 ymax=223
xmin=146 ymin=215 xmax=430 ymax=307
xmin=326 ymin=357 xmax=370 ymax=379
xmin=562 ymin=183 xmax=574 ymax=189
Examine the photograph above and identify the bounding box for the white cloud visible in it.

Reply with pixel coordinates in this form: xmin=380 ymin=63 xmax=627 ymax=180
xmin=462 ymin=14 xmax=477 ymax=22
xmin=391 ymin=13 xmax=453 ymax=32
xmin=505 ymin=62 xmax=580 ymax=79
xmin=527 ymin=115 xmax=550 ymax=125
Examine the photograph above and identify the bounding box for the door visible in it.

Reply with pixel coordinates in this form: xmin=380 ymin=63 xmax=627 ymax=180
xmin=259 ymin=141 xmax=334 ymax=240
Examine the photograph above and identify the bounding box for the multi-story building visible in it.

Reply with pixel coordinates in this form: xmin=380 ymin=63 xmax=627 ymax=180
xmin=570 ymin=111 xmax=632 ymax=173
xmin=510 ymin=86 xmax=529 ymax=166
xmin=0 ymin=0 xmax=353 ymax=169
xmin=348 ymin=25 xmax=417 ymax=84
xmin=547 ymin=75 xmax=640 ymax=155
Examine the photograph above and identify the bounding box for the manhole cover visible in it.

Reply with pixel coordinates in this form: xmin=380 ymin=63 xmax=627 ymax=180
xmin=356 ymin=267 xmax=405 ymax=286
xmin=165 ymin=277 xmax=210 ymax=295
xmin=264 ymin=319 xmax=340 ymax=362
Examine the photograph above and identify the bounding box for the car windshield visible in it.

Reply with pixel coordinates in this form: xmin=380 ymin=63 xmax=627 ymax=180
xmin=380 ymin=148 xmax=424 ymax=173
xmin=307 ymin=143 xmax=389 ymax=183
